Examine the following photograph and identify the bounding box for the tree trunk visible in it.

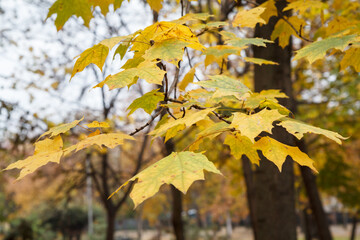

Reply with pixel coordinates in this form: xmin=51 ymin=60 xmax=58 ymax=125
xmin=171 ymin=185 xmax=185 ymax=240
xmin=241 ymin=156 xmax=258 ymax=240
xmin=105 ymin=210 xmax=116 ymax=240
xmin=251 ymin=1 xmax=297 ymax=239
xmin=303 ymin=207 xmax=312 ymax=240
xmin=300 ymin=160 xmax=333 ymax=240
xmin=350 ymin=213 xmax=358 ymax=240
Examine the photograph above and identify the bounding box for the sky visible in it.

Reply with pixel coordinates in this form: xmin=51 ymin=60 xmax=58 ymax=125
xmin=0 ymin=0 xmax=175 ymax=140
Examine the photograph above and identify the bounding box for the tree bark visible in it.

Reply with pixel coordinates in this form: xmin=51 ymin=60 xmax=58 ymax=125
xmin=241 ymin=156 xmax=258 ymax=240
xmin=105 ymin=210 xmax=116 ymax=240
xmin=350 ymin=213 xmax=358 ymax=240
xmin=300 ymin=158 xmax=333 ymax=240
xmin=250 ymin=1 xmax=297 ymax=239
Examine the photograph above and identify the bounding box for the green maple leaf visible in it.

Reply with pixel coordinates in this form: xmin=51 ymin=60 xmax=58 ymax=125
xmin=224 ymin=133 xmax=260 ymax=165
xmin=109 ymin=151 xmax=222 ymax=207
xmin=5 ymin=136 xmax=63 ymax=180
xmin=254 ymin=136 xmax=317 ymax=172
xmin=127 ymin=89 xmax=164 ymax=115
xmin=39 ymin=117 xmax=84 ymax=139
xmin=47 ymin=0 xmax=93 ymax=31
xmin=230 ymin=109 xmax=284 ymax=142
xmin=195 ymin=75 xmax=251 ymax=100
xmin=293 ymin=34 xmax=359 ymax=64
xmin=277 ymin=118 xmax=347 ymax=144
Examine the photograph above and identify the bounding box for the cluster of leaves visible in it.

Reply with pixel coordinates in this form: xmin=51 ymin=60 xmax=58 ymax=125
xmin=6 ymin=0 xmax=359 ymax=207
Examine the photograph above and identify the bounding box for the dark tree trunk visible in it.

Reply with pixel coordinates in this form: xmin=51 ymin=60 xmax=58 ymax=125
xmin=299 ymin=153 xmax=333 ymax=240
xmin=241 ymin=156 xmax=258 ymax=240
xmin=303 ymin=207 xmax=313 ymax=240
xmin=350 ymin=213 xmax=358 ymax=240
xmin=105 ymin=210 xmax=116 ymax=240
xmin=250 ymin=1 xmax=297 ymax=239
xmin=171 ymin=185 xmax=185 ymax=240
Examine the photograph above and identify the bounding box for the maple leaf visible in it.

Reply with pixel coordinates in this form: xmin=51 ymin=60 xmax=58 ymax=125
xmin=86 ymin=121 xmax=110 ymax=128
xmin=283 ymin=0 xmax=328 ymax=15
xmin=204 ymin=45 xmax=243 ymax=67
xmin=46 ymin=0 xmax=93 ymax=31
xmin=75 ymin=133 xmax=135 ymax=151
xmin=244 ymin=89 xmax=288 ymax=109
xmin=39 ymin=117 xmax=84 ymax=139
xmin=97 ymin=61 xmax=166 ymax=89
xmin=259 ymin=0 xmax=277 ymax=23
xmin=5 ymin=136 xmax=63 ymax=180
xmin=271 ymin=16 xmax=306 ymax=48
xmin=225 ymin=37 xmax=273 ymax=48
xmin=147 ymin=0 xmax=163 ymax=12
xmin=230 ymin=109 xmax=284 ymax=142
xmin=144 ymin=38 xmax=189 ymax=63
xmin=259 ymin=100 xmax=291 ymax=116
xmin=190 ymin=121 xmax=231 ymax=151
xmin=224 ymin=133 xmax=260 ymax=165
xmin=232 ymin=7 xmax=266 ymax=28
xmin=340 ymin=46 xmax=360 ymax=72
xmin=277 ymin=118 xmax=347 ymax=144
xmin=254 ymin=136 xmax=318 ymax=173
xmin=89 ymin=0 xmax=123 ymax=15
xmin=293 ymin=34 xmax=359 ymax=64
xmin=127 ymin=89 xmax=164 ymax=115
xmin=179 ymin=67 xmax=196 ymax=91
xmin=71 ymin=44 xmax=109 ymax=79
xmin=109 ymin=151 xmax=222 ymax=207
xmin=173 ymin=13 xmax=212 ymax=24
xmin=244 ymin=57 xmax=279 ymax=65
xmin=194 ymin=75 xmax=251 ymax=100
xmin=150 ymin=108 xmax=215 ymax=138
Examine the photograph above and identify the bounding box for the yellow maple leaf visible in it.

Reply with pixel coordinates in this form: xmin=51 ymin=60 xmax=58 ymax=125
xmin=109 ymin=151 xmax=221 ymax=207
xmin=277 ymin=118 xmax=347 ymax=144
xmin=271 ymin=16 xmax=306 ymax=48
xmin=86 ymin=121 xmax=110 ymax=128
xmin=71 ymin=44 xmax=109 ymax=79
xmin=230 ymin=109 xmax=284 ymax=142
xmin=224 ymin=133 xmax=260 ymax=165
xmin=340 ymin=46 xmax=360 ymax=72
xmin=244 ymin=57 xmax=279 ymax=65
xmin=76 ymin=133 xmax=135 ymax=151
xmin=233 ymin=7 xmax=266 ymax=28
xmin=254 ymin=136 xmax=318 ymax=173
xmin=150 ymin=108 xmax=215 ymax=138
xmin=40 ymin=117 xmax=84 ymax=139
xmin=147 ymin=0 xmax=163 ymax=12
xmin=5 ymin=136 xmax=64 ymax=180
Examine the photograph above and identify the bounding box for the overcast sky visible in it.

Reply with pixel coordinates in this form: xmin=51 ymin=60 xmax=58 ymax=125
xmin=0 ymin=0 xmax=182 ymax=140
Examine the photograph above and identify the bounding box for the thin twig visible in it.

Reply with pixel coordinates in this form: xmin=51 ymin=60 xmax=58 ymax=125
xmin=189 ymin=105 xmax=232 ymax=124
xmin=167 ymin=108 xmax=178 ymax=120
xmin=129 ymin=108 xmax=165 ymax=136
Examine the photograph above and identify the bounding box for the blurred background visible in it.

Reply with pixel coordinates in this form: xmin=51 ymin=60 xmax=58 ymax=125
xmin=0 ymin=0 xmax=360 ymax=239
